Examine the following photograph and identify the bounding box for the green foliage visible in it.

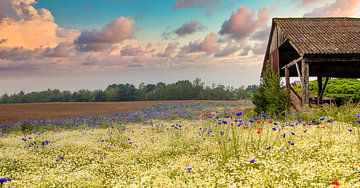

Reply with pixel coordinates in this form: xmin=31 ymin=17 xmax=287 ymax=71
xmin=295 ymin=78 xmax=360 ymax=102
xmin=0 ymin=78 xmax=259 ymax=103
xmin=252 ymin=69 xmax=289 ymax=116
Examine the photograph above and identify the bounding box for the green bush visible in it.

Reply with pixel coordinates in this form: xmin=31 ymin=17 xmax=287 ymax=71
xmin=252 ymin=68 xmax=289 ymax=116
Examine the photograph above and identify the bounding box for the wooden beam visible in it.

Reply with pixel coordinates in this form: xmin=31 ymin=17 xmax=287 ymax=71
xmin=319 ymin=77 xmax=329 ymax=100
xmin=317 ymin=76 xmax=322 ymax=105
xmin=302 ymin=59 xmax=309 ymax=105
xmin=305 ymin=58 xmax=360 ymax=63
xmin=281 ymin=57 xmax=303 ymax=69
xmin=285 ymin=66 xmax=290 ymax=94
xmin=290 ymin=86 xmax=302 ymax=103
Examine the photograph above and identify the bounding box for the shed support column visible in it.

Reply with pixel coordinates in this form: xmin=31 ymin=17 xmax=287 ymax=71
xmin=301 ymin=60 xmax=309 ymax=105
xmin=317 ymin=76 xmax=322 ymax=105
xmin=285 ymin=66 xmax=290 ymax=94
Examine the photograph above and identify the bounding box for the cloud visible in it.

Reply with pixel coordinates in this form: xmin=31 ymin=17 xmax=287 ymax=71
xmin=43 ymin=42 xmax=76 ymax=58
xmin=75 ymin=17 xmax=134 ymax=51
xmin=219 ymin=7 xmax=270 ymax=41
xmin=295 ymin=0 xmax=325 ymax=7
xmin=214 ymin=44 xmax=240 ymax=57
xmin=173 ymin=0 xmax=217 ymax=10
xmin=162 ymin=19 xmax=203 ymax=39
xmin=175 ymin=20 xmax=203 ymax=37
xmin=158 ymin=43 xmax=179 ymax=57
xmin=0 ymin=0 xmax=78 ymax=49
xmin=120 ymin=45 xmax=143 ymax=56
xmin=181 ymin=32 xmax=219 ymax=54
xmin=304 ymin=0 xmax=360 ymax=17
xmin=251 ymin=26 xmax=270 ymax=41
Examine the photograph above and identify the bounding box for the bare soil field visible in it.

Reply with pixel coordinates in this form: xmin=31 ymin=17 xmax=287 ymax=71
xmin=0 ymin=100 xmax=239 ymax=123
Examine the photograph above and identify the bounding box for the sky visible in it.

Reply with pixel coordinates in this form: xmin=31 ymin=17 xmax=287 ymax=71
xmin=1 ymin=0 xmax=360 ymax=95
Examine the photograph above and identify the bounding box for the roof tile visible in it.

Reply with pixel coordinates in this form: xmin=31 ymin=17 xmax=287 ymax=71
xmin=274 ymin=17 xmax=360 ymax=54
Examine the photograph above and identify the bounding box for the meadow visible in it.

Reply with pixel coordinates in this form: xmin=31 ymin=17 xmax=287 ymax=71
xmin=0 ymin=101 xmax=360 ymax=187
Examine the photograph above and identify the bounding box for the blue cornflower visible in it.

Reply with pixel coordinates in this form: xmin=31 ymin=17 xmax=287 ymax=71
xmin=273 ymin=122 xmax=278 ymax=125
xmin=222 ymin=120 xmax=227 ymax=124
xmin=272 ymin=127 xmax=277 ymax=131
xmin=21 ymin=138 xmax=27 ymax=141
xmin=266 ymin=146 xmax=271 ymax=150
xmin=186 ymin=167 xmax=193 ymax=171
xmin=349 ymin=129 xmax=353 ymax=133
xmin=356 ymin=120 xmax=360 ymax=124
xmin=215 ymin=116 xmax=220 ymax=119
xmin=320 ymin=117 xmax=325 ymax=121
xmin=56 ymin=156 xmax=65 ymax=162
xmin=254 ymin=117 xmax=260 ymax=121
xmin=283 ymin=133 xmax=286 ymax=138
xmin=326 ymin=120 xmax=331 ymax=123
xmin=236 ymin=112 xmax=243 ymax=116
xmin=261 ymin=113 xmax=267 ymax=118
xmin=249 ymin=119 xmax=255 ymax=123
xmin=220 ymin=131 xmax=224 ymax=136
xmin=355 ymin=114 xmax=360 ymax=118
xmin=0 ymin=177 xmax=12 ymax=184
xmin=250 ymin=159 xmax=255 ymax=163
xmin=290 ymin=142 xmax=295 ymax=146
xmin=291 ymin=132 xmax=295 ymax=135
xmin=41 ymin=140 xmax=49 ymax=146
xmin=225 ymin=115 xmax=230 ymax=118
xmin=304 ymin=130 xmax=307 ymax=133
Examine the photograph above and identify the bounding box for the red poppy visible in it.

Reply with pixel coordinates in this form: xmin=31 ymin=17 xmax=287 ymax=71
xmin=112 ymin=117 xmax=115 ymax=121
xmin=118 ymin=118 xmax=122 ymax=121
xmin=330 ymin=181 xmax=340 ymax=187
xmin=255 ymin=120 xmax=261 ymax=124
xmin=126 ymin=117 xmax=129 ymax=121
xmin=257 ymin=128 xmax=262 ymax=135
xmin=268 ymin=119 xmax=273 ymax=124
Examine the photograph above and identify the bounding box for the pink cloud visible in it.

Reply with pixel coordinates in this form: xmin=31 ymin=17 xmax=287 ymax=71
xmin=181 ymin=32 xmax=219 ymax=54
xmin=219 ymin=7 xmax=270 ymax=41
xmin=173 ymin=0 xmax=216 ymax=9
xmin=162 ymin=19 xmax=203 ymax=39
xmin=75 ymin=17 xmax=134 ymax=51
xmin=174 ymin=20 xmax=203 ymax=36
xmin=297 ymin=0 xmax=324 ymax=7
xmin=158 ymin=43 xmax=179 ymax=57
xmin=304 ymin=0 xmax=360 ymax=17
xmin=0 ymin=0 xmax=78 ymax=49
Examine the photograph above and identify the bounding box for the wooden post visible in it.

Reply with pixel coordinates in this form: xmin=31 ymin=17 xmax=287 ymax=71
xmin=301 ymin=59 xmax=309 ymax=105
xmin=319 ymin=76 xmax=329 ymax=100
xmin=285 ymin=66 xmax=290 ymax=94
xmin=317 ymin=76 xmax=322 ymax=105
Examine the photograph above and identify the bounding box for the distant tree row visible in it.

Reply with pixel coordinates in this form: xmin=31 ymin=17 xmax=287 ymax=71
xmin=0 ymin=78 xmax=259 ymax=103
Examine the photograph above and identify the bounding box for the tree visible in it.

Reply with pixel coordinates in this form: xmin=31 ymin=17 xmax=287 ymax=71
xmin=252 ymin=68 xmax=289 ymax=116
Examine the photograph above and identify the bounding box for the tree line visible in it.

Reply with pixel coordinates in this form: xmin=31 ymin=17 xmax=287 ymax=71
xmin=0 ymin=78 xmax=259 ymax=103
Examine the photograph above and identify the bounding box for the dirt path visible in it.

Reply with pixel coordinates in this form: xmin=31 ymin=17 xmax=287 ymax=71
xmin=0 ymin=100 xmax=240 ymax=122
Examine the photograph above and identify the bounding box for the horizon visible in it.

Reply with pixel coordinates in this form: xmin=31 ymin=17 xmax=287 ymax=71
xmin=1 ymin=0 xmax=360 ymax=95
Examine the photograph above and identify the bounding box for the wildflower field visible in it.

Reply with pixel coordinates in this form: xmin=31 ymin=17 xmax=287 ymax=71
xmin=1 ymin=101 xmax=360 ymax=187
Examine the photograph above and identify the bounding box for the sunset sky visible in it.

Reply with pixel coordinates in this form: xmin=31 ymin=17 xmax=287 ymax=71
xmin=1 ymin=0 xmax=360 ymax=94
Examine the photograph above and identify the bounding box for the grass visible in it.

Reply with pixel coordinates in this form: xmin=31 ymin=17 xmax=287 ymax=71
xmin=0 ymin=102 xmax=359 ymax=187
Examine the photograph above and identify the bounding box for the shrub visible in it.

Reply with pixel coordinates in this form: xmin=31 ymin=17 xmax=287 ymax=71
xmin=252 ymin=68 xmax=289 ymax=116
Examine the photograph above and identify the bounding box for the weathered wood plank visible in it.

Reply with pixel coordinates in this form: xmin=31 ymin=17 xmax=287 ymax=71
xmin=317 ymin=76 xmax=322 ymax=104
xmin=319 ymin=76 xmax=329 ymax=100
xmin=302 ymin=59 xmax=309 ymax=105
xmin=281 ymin=57 xmax=303 ymax=69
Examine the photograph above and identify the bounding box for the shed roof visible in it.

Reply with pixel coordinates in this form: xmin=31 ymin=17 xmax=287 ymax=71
xmin=274 ymin=17 xmax=360 ymax=55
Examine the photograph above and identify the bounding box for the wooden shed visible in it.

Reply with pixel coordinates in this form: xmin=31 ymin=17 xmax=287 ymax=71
xmin=262 ymin=17 xmax=360 ymax=110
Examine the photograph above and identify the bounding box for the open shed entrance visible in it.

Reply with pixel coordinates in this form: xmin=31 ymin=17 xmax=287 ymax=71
xmin=262 ymin=18 xmax=360 ymax=110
